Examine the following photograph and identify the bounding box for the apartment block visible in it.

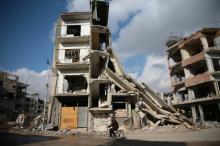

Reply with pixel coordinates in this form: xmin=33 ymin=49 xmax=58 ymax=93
xmin=166 ymin=28 xmax=220 ymax=123
xmin=0 ymin=71 xmax=19 ymax=121
xmin=24 ymin=93 xmax=45 ymax=114
xmin=0 ymin=71 xmax=44 ymax=121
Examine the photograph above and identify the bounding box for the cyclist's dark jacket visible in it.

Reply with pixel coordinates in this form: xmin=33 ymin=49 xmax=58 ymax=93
xmin=109 ymin=118 xmax=119 ymax=130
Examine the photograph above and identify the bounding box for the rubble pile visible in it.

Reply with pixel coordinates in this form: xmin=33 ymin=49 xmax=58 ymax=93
xmin=0 ymin=113 xmax=45 ymax=134
xmin=28 ymin=114 xmax=44 ymax=131
xmin=202 ymin=121 xmax=220 ymax=128
xmin=71 ymin=89 xmax=87 ymax=95
xmin=100 ymin=57 xmax=193 ymax=129
xmin=140 ymin=124 xmax=190 ymax=133
xmin=0 ymin=121 xmax=17 ymax=133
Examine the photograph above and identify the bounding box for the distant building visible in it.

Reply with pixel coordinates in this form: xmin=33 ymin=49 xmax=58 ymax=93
xmin=160 ymin=92 xmax=176 ymax=106
xmin=15 ymin=82 xmax=29 ymax=113
xmin=0 ymin=71 xmax=19 ymax=121
xmin=0 ymin=71 xmax=44 ymax=122
xmin=25 ymin=93 xmax=45 ymax=114
xmin=166 ymin=28 xmax=220 ymax=123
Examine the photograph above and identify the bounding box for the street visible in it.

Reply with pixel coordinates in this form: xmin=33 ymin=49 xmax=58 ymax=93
xmin=1 ymin=128 xmax=220 ymax=146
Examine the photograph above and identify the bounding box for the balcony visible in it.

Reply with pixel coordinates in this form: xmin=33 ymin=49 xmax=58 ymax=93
xmin=169 ymin=61 xmax=182 ymax=74
xmin=172 ymin=81 xmax=185 ymax=92
xmin=56 ymin=62 xmax=90 ymax=70
xmin=56 ymin=49 xmax=90 ymax=69
xmin=206 ymin=45 xmax=220 ymax=53
xmin=185 ymin=72 xmax=211 ymax=87
xmin=182 ymin=52 xmax=205 ymax=67
xmin=173 ymin=96 xmax=220 ymax=106
xmin=57 ymin=35 xmax=90 ymax=43
xmin=55 ymin=92 xmax=89 ymax=97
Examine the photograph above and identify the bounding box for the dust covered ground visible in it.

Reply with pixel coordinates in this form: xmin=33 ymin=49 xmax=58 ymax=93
xmin=0 ymin=128 xmax=220 ymax=146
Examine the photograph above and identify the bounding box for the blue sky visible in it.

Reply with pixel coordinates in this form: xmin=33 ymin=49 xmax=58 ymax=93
xmin=0 ymin=0 xmax=146 ymax=75
xmin=1 ymin=0 xmax=220 ymax=98
xmin=0 ymin=0 xmax=66 ymax=71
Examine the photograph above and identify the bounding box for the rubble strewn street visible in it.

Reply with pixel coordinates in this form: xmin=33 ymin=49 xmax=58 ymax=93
xmin=1 ymin=128 xmax=220 ymax=146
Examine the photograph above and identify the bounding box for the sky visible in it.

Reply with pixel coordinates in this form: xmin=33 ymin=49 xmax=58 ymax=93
xmin=0 ymin=0 xmax=220 ymax=99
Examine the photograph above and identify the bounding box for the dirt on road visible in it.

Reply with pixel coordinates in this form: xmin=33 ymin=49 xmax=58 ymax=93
xmin=0 ymin=128 xmax=220 ymax=146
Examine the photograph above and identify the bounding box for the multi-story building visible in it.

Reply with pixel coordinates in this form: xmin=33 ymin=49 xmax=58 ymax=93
xmin=49 ymin=0 xmax=129 ymax=130
xmin=0 ymin=71 xmax=44 ymax=121
xmin=0 ymin=71 xmax=18 ymax=121
xmin=15 ymin=82 xmax=29 ymax=113
xmin=49 ymin=0 xmax=192 ymax=131
xmin=166 ymin=28 xmax=220 ymax=123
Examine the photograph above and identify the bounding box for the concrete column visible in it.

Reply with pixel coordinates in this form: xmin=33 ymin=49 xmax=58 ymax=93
xmin=200 ymin=37 xmax=209 ymax=50
xmin=191 ymin=105 xmax=197 ymax=122
xmin=184 ymin=67 xmax=191 ymax=79
xmin=198 ymin=105 xmax=205 ymax=124
xmin=107 ymin=84 xmax=112 ymax=107
xmin=87 ymin=91 xmax=92 ymax=130
xmin=180 ymin=49 xmax=190 ymax=60
xmin=50 ymin=73 xmax=58 ymax=96
xmin=88 ymin=93 xmax=92 ymax=108
xmin=206 ymin=57 xmax=214 ymax=72
xmin=188 ymin=88 xmax=195 ymax=100
xmin=128 ymin=100 xmax=132 ymax=118
xmin=213 ymin=81 xmax=220 ymax=96
xmin=87 ymin=95 xmax=92 ymax=130
xmin=87 ymin=112 xmax=93 ymax=130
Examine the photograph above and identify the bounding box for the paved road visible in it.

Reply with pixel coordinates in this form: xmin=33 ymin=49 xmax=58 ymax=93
xmin=126 ymin=128 xmax=220 ymax=142
xmin=0 ymin=128 xmax=220 ymax=146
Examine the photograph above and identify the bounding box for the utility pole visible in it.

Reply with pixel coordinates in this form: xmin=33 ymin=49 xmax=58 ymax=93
xmin=42 ymin=59 xmax=50 ymax=131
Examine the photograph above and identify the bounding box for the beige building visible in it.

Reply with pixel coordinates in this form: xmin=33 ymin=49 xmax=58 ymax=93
xmin=0 ymin=71 xmax=43 ymax=121
xmin=48 ymin=0 xmax=192 ymax=131
xmin=48 ymin=1 xmax=133 ymax=131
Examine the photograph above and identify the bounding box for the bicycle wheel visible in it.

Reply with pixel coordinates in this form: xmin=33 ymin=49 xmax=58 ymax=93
xmin=120 ymin=131 xmax=124 ymax=137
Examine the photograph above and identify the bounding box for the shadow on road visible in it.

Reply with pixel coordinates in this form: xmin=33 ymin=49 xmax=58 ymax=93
xmin=1 ymin=133 xmax=220 ymax=146
xmin=0 ymin=132 xmax=59 ymax=146
xmin=97 ymin=137 xmax=220 ymax=146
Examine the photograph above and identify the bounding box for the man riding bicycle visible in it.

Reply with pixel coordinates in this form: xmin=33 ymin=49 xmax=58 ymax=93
xmin=107 ymin=114 xmax=119 ymax=137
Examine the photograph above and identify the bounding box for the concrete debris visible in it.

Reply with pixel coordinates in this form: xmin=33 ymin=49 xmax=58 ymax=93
xmin=16 ymin=113 xmax=25 ymax=128
xmin=140 ymin=124 xmax=190 ymax=133
xmin=69 ymin=89 xmax=87 ymax=95
xmin=0 ymin=71 xmax=46 ymax=123
xmin=199 ymin=121 xmax=220 ymax=129
xmin=29 ymin=115 xmax=44 ymax=131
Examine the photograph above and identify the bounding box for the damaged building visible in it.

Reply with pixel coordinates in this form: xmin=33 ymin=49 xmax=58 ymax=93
xmin=0 ymin=71 xmax=44 ymax=122
xmin=25 ymin=93 xmax=45 ymax=114
xmin=0 ymin=71 xmax=19 ymax=121
xmin=166 ymin=28 xmax=220 ymax=123
xmin=49 ymin=0 xmax=191 ymax=131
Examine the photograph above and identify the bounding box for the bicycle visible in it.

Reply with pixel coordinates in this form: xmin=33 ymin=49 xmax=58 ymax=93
xmin=105 ymin=127 xmax=125 ymax=138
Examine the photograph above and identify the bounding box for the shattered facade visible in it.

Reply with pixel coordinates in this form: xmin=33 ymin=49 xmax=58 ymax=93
xmin=25 ymin=93 xmax=45 ymax=114
xmin=0 ymin=71 xmax=44 ymax=122
xmin=166 ymin=28 xmax=220 ymax=123
xmin=0 ymin=71 xmax=19 ymax=121
xmin=49 ymin=0 xmax=191 ymax=131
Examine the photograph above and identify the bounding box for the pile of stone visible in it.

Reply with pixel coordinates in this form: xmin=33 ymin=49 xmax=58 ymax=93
xmin=201 ymin=121 xmax=220 ymax=129
xmin=103 ymin=63 xmax=193 ymax=129
xmin=140 ymin=124 xmax=190 ymax=133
